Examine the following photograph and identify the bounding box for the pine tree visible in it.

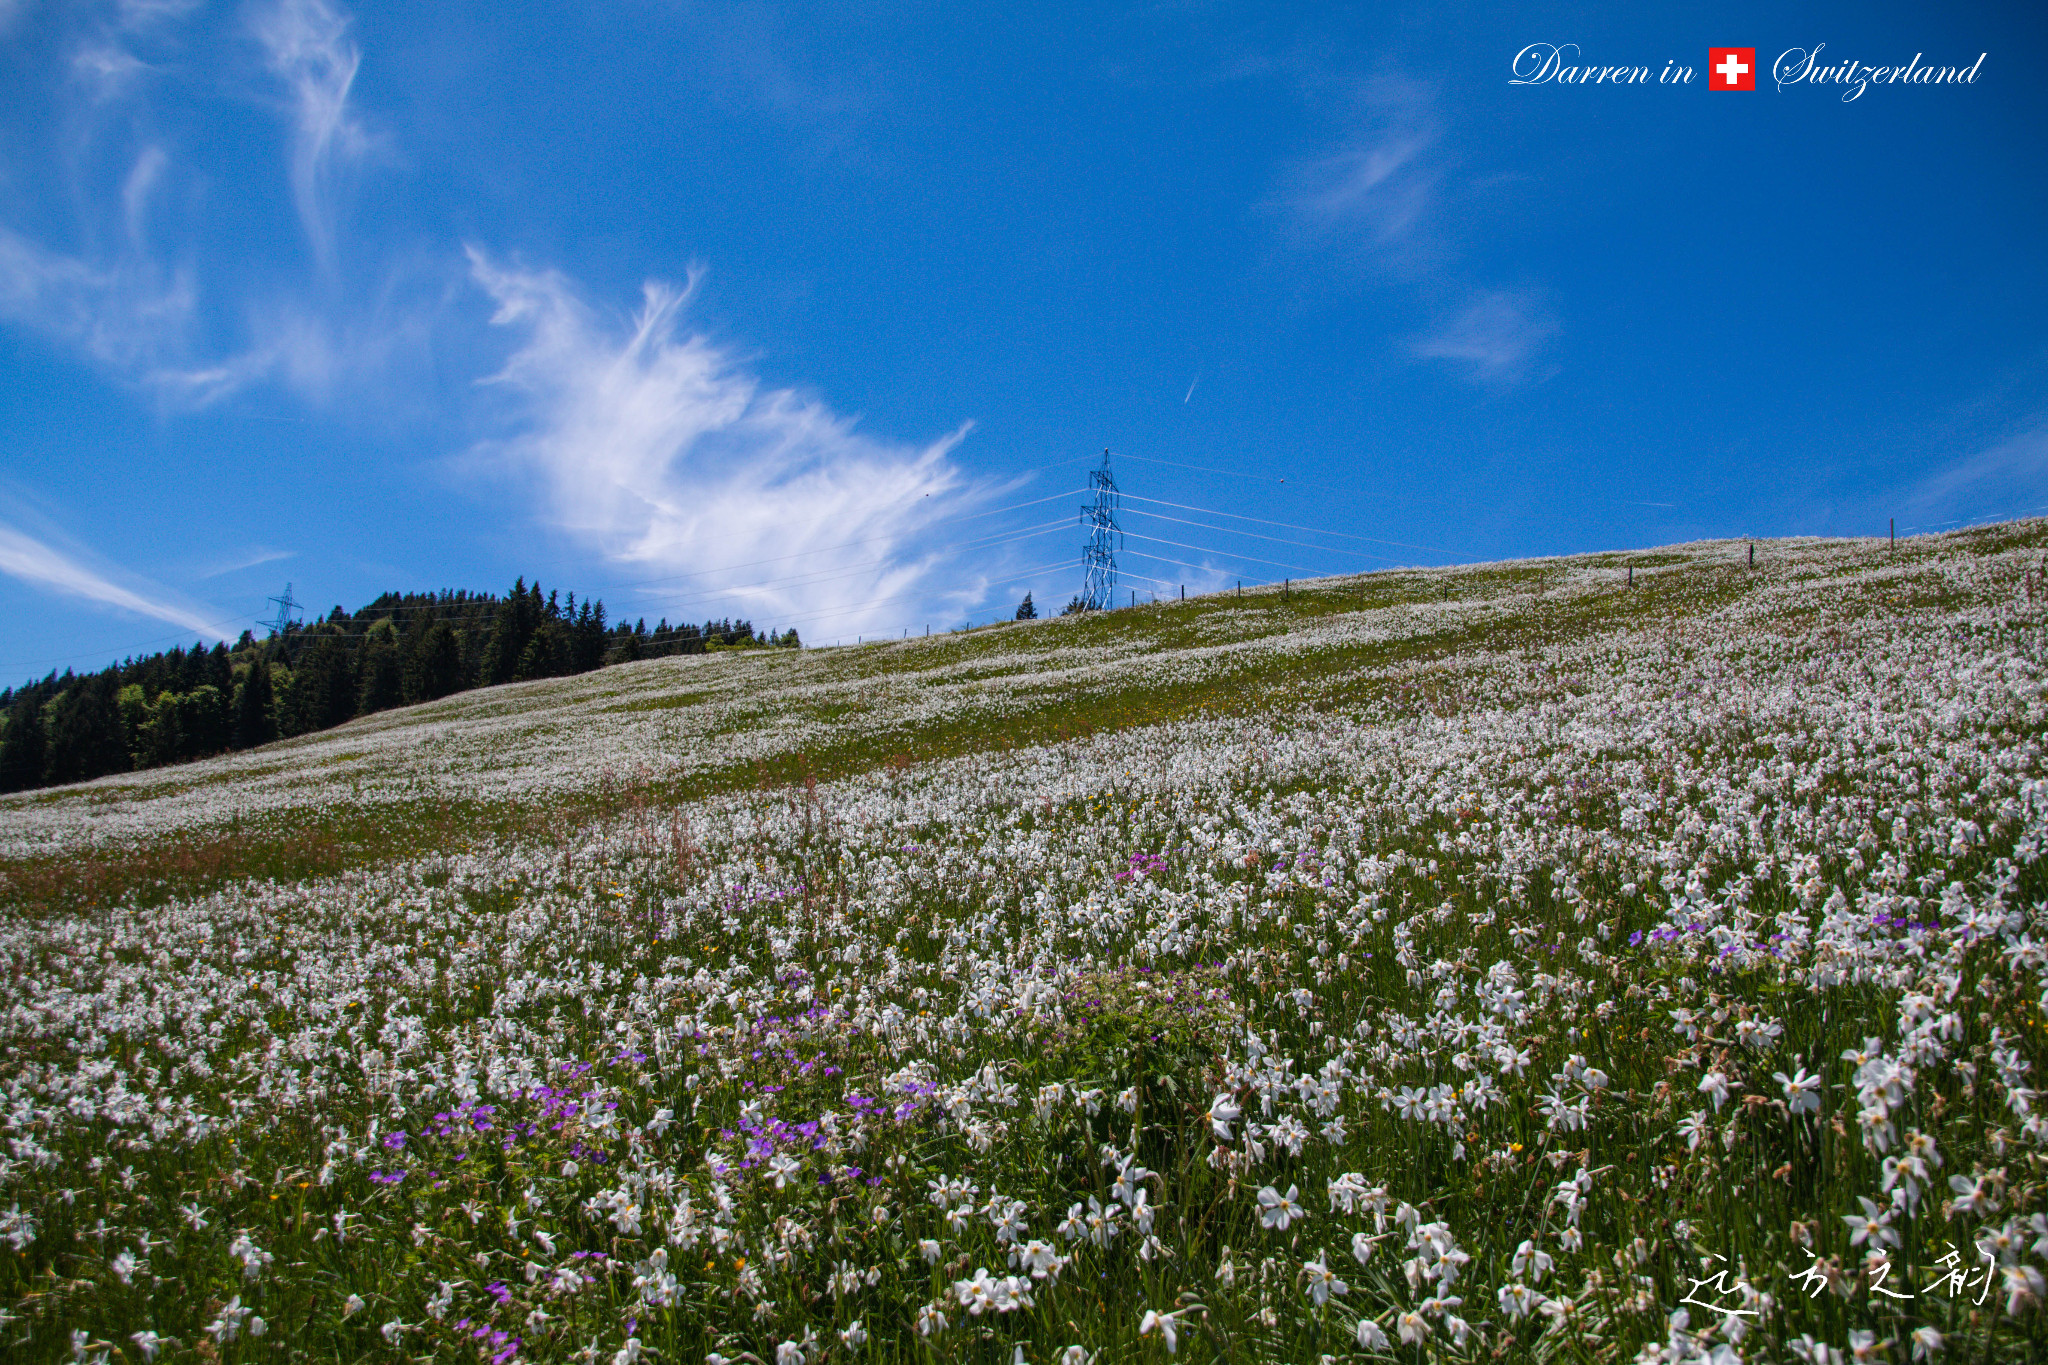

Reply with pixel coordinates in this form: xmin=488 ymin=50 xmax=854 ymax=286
xmin=205 ymin=642 xmax=233 ymax=693
xmin=1015 ymin=592 xmax=1037 ymax=620
xmin=481 ymin=577 xmax=541 ymax=686
xmin=513 ymin=630 xmax=551 ymax=682
xmin=178 ymin=643 xmax=208 ymax=691
xmin=283 ymin=632 xmax=355 ymax=735
xmin=357 ymin=620 xmax=403 ymax=715
xmin=0 ymin=691 xmax=48 ymax=792
xmin=416 ymin=621 xmax=463 ymax=701
xmin=573 ymin=599 xmax=608 ymax=672
xmin=232 ymin=655 xmax=278 ymax=750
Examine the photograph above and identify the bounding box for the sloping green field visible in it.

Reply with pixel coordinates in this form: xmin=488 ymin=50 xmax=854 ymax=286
xmin=5 ymin=526 xmax=2048 ymax=1364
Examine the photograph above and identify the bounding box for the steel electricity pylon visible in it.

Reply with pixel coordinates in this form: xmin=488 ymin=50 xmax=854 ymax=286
xmin=1079 ymin=448 xmax=1123 ymax=611
xmin=262 ymin=582 xmax=304 ymax=636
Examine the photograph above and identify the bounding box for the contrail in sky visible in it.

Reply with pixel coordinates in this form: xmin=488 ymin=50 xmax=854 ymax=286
xmin=1184 ymin=373 xmax=1200 ymax=403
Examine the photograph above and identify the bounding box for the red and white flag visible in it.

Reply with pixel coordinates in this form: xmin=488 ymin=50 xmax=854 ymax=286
xmin=1710 ymin=47 xmax=1756 ymax=90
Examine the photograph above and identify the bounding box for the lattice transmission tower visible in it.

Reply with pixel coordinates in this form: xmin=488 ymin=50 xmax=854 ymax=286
xmin=1078 ymin=448 xmax=1122 ymax=611
xmin=262 ymin=582 xmax=304 ymax=636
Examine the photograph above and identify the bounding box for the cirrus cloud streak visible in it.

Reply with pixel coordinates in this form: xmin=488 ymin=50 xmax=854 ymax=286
xmin=0 ymin=522 xmax=231 ymax=642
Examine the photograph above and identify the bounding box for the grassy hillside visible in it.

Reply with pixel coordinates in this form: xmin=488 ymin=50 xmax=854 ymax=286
xmin=4 ymin=525 xmax=2048 ymax=1363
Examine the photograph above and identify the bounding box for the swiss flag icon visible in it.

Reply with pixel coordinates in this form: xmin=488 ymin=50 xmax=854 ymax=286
xmin=1710 ymin=47 xmax=1756 ymax=90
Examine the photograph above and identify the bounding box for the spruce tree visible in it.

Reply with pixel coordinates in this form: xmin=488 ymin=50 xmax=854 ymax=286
xmin=0 ymin=691 xmax=48 ymax=792
xmin=232 ymin=656 xmax=278 ymax=750
xmin=357 ymin=621 xmax=403 ymax=715
xmin=480 ymin=578 xmax=537 ymax=686
xmin=413 ymin=621 xmax=463 ymax=701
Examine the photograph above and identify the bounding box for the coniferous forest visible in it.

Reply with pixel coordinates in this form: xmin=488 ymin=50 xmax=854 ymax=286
xmin=0 ymin=579 xmax=798 ymax=794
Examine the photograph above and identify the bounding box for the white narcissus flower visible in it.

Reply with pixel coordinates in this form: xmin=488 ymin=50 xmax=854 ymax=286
xmin=1776 ymin=1067 xmax=1822 ymax=1115
xmin=1303 ymin=1254 xmax=1348 ymax=1304
xmin=1843 ymin=1196 xmax=1900 ymax=1249
xmin=1511 ymin=1239 xmax=1554 ymax=1283
xmin=1498 ymin=1282 xmax=1539 ymax=1318
xmin=1258 ymin=1184 xmax=1306 ymax=1230
xmin=1327 ymin=1171 xmax=1368 ymax=1212
xmin=1205 ymin=1092 xmax=1241 ymax=1140
xmin=1356 ymin=1317 xmax=1390 ymax=1350
xmin=2001 ymin=1264 xmax=2046 ymax=1316
xmin=1138 ymin=1308 xmax=1179 ymax=1354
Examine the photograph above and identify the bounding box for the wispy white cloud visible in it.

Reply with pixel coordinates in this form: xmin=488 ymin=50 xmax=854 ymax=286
xmin=70 ymin=41 xmax=152 ymax=97
xmin=0 ymin=219 xmax=202 ymax=379
xmin=248 ymin=0 xmax=369 ymax=270
xmin=1272 ymin=73 xmax=1561 ymax=387
xmin=0 ymin=214 xmax=311 ymax=409
xmin=117 ymin=0 xmax=202 ymax=27
xmin=0 ymin=522 xmax=231 ymax=640
xmin=0 ymin=0 xmax=408 ymax=407
xmin=467 ymin=250 xmax=981 ymax=637
xmin=1900 ymin=424 xmax=2048 ymax=529
xmin=121 ymin=143 xmax=167 ymax=246
xmin=66 ymin=0 xmax=198 ymax=98
xmin=1410 ymin=289 xmax=1559 ymax=388
xmin=194 ymin=546 xmax=294 ymax=579
xmin=1272 ymin=76 xmax=1441 ymax=268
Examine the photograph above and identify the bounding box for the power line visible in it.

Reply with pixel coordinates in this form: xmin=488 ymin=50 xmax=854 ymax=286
xmin=1122 ymin=548 xmax=1288 ymax=581
xmin=1120 ymin=528 xmax=1331 ymax=576
xmin=1120 ymin=506 xmax=1411 ymax=566
xmin=1114 ymin=451 xmax=1300 ymax=486
xmin=0 ymin=613 xmax=265 ymax=676
xmin=1119 ymin=491 xmax=1457 ymax=558
xmin=774 ymin=556 xmax=1079 ymax=630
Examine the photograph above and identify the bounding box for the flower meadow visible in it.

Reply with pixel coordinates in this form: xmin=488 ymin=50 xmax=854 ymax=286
xmin=5 ymin=527 xmax=2048 ymax=1363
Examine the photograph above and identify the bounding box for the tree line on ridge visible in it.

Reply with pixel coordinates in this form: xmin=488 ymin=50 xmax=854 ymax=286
xmin=0 ymin=579 xmax=798 ymax=794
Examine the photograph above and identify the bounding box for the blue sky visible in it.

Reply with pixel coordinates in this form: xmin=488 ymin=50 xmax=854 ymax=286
xmin=1 ymin=1 xmax=2043 ymax=670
